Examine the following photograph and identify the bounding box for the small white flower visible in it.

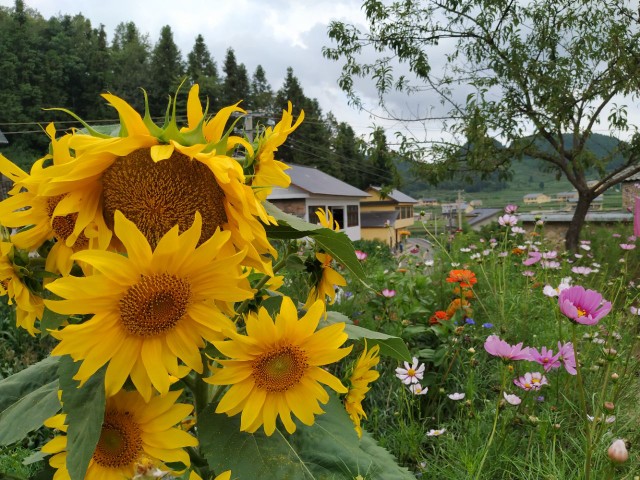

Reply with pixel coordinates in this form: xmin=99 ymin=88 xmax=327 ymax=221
xmin=424 ymin=260 xmax=434 ymax=267
xmin=409 ymin=383 xmax=429 ymax=395
xmin=460 ymin=247 xmax=471 ymax=253
xmin=426 ymin=428 xmax=446 ymax=436
xmin=448 ymin=392 xmax=465 ymax=401
xmin=450 ymin=262 xmax=460 ymax=267
xmin=503 ymin=392 xmax=522 ymax=405
xmin=395 ymin=357 xmax=425 ymax=385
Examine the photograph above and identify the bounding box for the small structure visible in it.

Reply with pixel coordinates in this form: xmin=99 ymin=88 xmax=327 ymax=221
xmin=556 ymin=191 xmax=579 ymax=202
xmin=418 ymin=198 xmax=439 ymax=206
xmin=267 ymin=164 xmax=370 ymax=241
xmin=360 ymin=187 xmax=418 ymax=248
xmin=465 ymin=208 xmax=502 ymax=231
xmin=469 ymin=199 xmax=483 ymax=207
xmin=441 ymin=202 xmax=474 ymax=215
xmin=523 ymin=193 xmax=551 ymax=204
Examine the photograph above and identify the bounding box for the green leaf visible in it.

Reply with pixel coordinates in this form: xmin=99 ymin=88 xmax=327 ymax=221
xmin=58 ymin=356 xmax=106 ymax=480
xmin=199 ymin=396 xmax=415 ymax=480
xmin=0 ymin=356 xmax=60 ymax=412
xmin=344 ymin=324 xmax=411 ymax=362
xmin=0 ymin=381 xmax=60 ymax=445
xmin=264 ymin=202 xmax=368 ymax=284
xmin=39 ymin=307 xmax=68 ymax=337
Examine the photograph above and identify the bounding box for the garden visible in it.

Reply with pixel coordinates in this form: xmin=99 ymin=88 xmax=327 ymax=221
xmin=0 ymin=85 xmax=638 ymax=480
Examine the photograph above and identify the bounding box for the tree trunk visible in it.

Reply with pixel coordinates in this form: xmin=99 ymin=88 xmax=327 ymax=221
xmin=565 ymin=192 xmax=593 ymax=252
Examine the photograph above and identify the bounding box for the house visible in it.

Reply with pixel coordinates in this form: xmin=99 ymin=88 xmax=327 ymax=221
xmin=441 ymin=202 xmax=474 ymax=215
xmin=556 ymin=191 xmax=579 ymax=202
xmin=523 ymin=193 xmax=551 ymax=204
xmin=267 ymin=164 xmax=370 ymax=241
xmin=360 ymin=187 xmax=418 ymax=247
xmin=418 ymin=198 xmax=439 ymax=207
xmin=465 ymin=208 xmax=502 ymax=231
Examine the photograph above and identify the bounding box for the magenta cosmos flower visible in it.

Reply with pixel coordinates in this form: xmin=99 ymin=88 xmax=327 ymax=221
xmin=381 ymin=288 xmax=396 ymax=298
xmin=529 ymin=346 xmax=561 ymax=371
xmin=484 ymin=335 xmax=530 ymax=360
xmin=558 ymin=286 xmax=612 ymax=325
xmin=355 ymin=250 xmax=368 ymax=260
xmin=557 ymin=341 xmax=577 ymax=375
xmin=504 ymin=204 xmax=518 ymax=214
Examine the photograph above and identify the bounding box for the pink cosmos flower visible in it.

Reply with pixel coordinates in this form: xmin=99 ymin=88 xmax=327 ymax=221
xmin=484 ymin=335 xmax=530 ymax=360
xmin=541 ymin=260 xmax=561 ymax=269
xmin=522 ymin=270 xmax=535 ymax=277
xmin=542 ymin=251 xmax=558 ymax=259
xmin=557 ymin=342 xmax=577 ymax=375
xmin=511 ymin=226 xmax=526 ymax=235
xmin=513 ymin=372 xmax=548 ymax=391
xmin=523 ymin=251 xmax=542 ymax=266
xmin=381 ymin=289 xmax=396 ymax=298
xmin=503 ymin=392 xmax=522 ymax=405
xmin=558 ymin=286 xmax=612 ymax=325
xmin=635 ymin=195 xmax=640 ymax=237
xmin=612 ymin=233 xmax=621 ymax=238
xmin=426 ymin=428 xmax=446 ymax=436
xmin=498 ymin=214 xmax=518 ymax=227
xmin=619 ymin=244 xmax=636 ymax=250
xmin=355 ymin=250 xmax=368 ymax=261
xmin=571 ymin=266 xmax=593 ymax=275
xmin=447 ymin=392 xmax=465 ymax=400
xmin=528 ymin=346 xmax=561 ymax=371
xmin=504 ymin=204 xmax=518 ymax=214
xmin=395 ymin=357 xmax=425 ymax=384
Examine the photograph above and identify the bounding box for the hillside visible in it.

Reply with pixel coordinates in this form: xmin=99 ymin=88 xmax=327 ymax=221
xmin=398 ymin=133 xmax=625 ymax=208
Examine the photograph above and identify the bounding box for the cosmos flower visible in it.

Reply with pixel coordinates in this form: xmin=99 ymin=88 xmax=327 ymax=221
xmin=522 ymin=251 xmax=542 ymax=266
xmin=426 ymin=428 xmax=446 ymax=436
xmin=528 ymin=346 xmax=561 ymax=371
xmin=542 ymin=277 xmax=572 ymax=297
xmin=395 ymin=357 xmax=425 ymax=385
xmin=557 ymin=342 xmax=577 ymax=375
xmin=513 ymin=372 xmax=548 ymax=391
xmin=498 ymin=214 xmax=518 ymax=226
xmin=504 ymin=204 xmax=518 ymax=214
xmin=503 ymin=392 xmax=522 ymax=405
xmin=381 ymin=288 xmax=396 ymax=298
xmin=448 ymin=392 xmax=465 ymax=400
xmin=355 ymin=250 xmax=368 ymax=261
xmin=409 ymin=383 xmax=429 ymax=395
xmin=484 ymin=335 xmax=530 ymax=361
xmin=558 ymin=286 xmax=612 ymax=325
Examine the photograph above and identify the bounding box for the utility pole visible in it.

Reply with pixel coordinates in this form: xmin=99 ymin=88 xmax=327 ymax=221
xmin=244 ymin=111 xmax=254 ymax=142
xmin=456 ymin=190 xmax=463 ymax=230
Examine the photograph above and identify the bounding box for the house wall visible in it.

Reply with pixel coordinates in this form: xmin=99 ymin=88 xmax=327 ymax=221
xmin=306 ymin=197 xmax=362 ymax=241
xmin=361 ymin=227 xmax=395 ymax=247
xmin=270 ymin=199 xmax=306 ymax=217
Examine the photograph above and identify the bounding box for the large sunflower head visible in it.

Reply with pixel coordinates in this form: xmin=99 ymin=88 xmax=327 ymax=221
xmin=46 ymin=211 xmax=254 ymax=400
xmin=344 ymin=342 xmax=380 ymax=438
xmin=33 ymin=84 xmax=300 ymax=274
xmin=206 ymin=297 xmax=352 ymax=436
xmin=41 ymin=389 xmax=197 ymax=479
xmin=0 ymin=241 xmax=44 ymax=335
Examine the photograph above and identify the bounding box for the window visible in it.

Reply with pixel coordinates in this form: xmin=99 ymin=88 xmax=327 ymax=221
xmin=308 ymin=206 xmax=320 ymax=224
xmin=328 ymin=206 xmax=344 ymax=230
xmin=347 ymin=205 xmax=359 ymax=227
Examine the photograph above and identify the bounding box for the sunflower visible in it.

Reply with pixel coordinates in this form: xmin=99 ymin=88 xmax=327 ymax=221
xmin=0 ymin=127 xmax=111 ymax=275
xmin=344 ymin=342 xmax=380 ymax=438
xmin=246 ymin=101 xmax=304 ymax=201
xmin=33 ymin=85 xmax=300 ymax=274
xmin=0 ymin=241 xmax=44 ymax=335
xmin=305 ymin=208 xmax=347 ymax=307
xmin=42 ymin=389 xmax=197 ymax=479
xmin=206 ymin=297 xmax=352 ymax=436
xmin=46 ymin=211 xmax=253 ymax=400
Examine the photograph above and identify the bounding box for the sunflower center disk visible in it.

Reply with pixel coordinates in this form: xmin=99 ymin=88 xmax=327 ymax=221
xmin=92 ymin=411 xmax=142 ymax=469
xmin=252 ymin=345 xmax=309 ymax=392
xmin=46 ymin=195 xmax=89 ymax=249
xmin=101 ymin=148 xmax=227 ymax=248
xmin=120 ymin=273 xmax=191 ymax=337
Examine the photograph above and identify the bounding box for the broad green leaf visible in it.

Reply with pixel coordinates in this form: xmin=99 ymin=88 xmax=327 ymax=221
xmin=264 ymin=202 xmax=368 ymax=284
xmin=345 ymin=324 xmax=411 ymax=362
xmin=0 ymin=380 xmax=60 ymax=445
xmin=199 ymin=405 xmax=313 ymax=479
xmin=58 ymin=356 xmax=106 ymax=480
xmin=0 ymin=356 xmax=60 ymax=411
xmin=323 ymin=310 xmax=353 ymax=326
xmin=199 ymin=396 xmax=415 ymax=480
xmin=416 ymin=348 xmax=436 ymax=361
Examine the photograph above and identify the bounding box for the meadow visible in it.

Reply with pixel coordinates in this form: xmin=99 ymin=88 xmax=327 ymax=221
xmin=315 ymin=215 xmax=640 ymax=479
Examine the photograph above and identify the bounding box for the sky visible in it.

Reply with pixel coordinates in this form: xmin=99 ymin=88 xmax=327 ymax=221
xmin=1 ymin=0 xmax=417 ymax=140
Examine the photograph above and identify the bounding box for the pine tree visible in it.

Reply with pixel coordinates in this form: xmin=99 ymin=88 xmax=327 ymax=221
xmin=148 ymin=25 xmax=185 ymax=115
xmin=220 ymin=48 xmax=250 ymax=107
xmin=248 ymin=65 xmax=273 ymax=112
xmin=186 ymin=34 xmax=219 ymax=109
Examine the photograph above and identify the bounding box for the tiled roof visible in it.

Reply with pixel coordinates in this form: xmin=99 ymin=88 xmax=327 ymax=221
xmin=368 ymin=186 xmax=418 ymax=203
xmin=278 ymin=164 xmax=370 ymax=197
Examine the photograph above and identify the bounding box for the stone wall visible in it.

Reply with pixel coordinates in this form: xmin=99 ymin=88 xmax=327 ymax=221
xmin=270 ymin=199 xmax=305 ymax=218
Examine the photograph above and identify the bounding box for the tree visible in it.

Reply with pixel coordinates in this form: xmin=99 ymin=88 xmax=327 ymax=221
xmin=148 ymin=25 xmax=185 ymax=115
xmin=366 ymin=127 xmax=400 ymax=189
xmin=324 ymin=0 xmax=640 ymax=250
xmin=186 ymin=34 xmax=219 ymax=108
xmin=248 ymin=65 xmax=274 ymax=112
xmin=220 ymin=48 xmax=250 ymax=107
xmin=110 ymin=22 xmax=152 ymax=112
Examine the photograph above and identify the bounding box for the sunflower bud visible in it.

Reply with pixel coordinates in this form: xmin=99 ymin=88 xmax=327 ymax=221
xmin=607 ymin=439 xmax=629 ymax=464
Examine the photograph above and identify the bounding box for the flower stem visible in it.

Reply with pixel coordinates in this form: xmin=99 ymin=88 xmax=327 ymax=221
xmin=571 ymin=324 xmax=592 ymax=480
xmin=474 ymin=365 xmax=505 ymax=479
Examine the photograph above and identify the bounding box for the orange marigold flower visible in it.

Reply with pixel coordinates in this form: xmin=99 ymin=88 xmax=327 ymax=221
xmin=446 ymin=298 xmax=472 ymax=318
xmin=511 ymin=247 xmax=525 ymax=256
xmin=452 ymin=286 xmax=474 ymax=299
xmin=429 ymin=310 xmax=449 ymax=325
xmin=446 ymin=269 xmax=477 ymax=288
